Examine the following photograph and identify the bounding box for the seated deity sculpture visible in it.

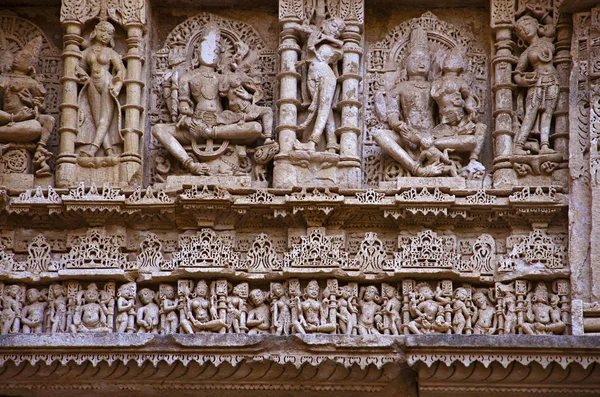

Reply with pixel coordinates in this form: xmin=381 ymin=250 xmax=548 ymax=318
xmin=70 ymin=283 xmax=112 ymax=333
xmin=521 ymin=282 xmax=565 ymax=335
xmin=179 ymin=280 xmax=227 ymax=334
xmin=430 ymin=48 xmax=486 ymax=178
xmin=407 ymin=283 xmax=451 ymax=334
xmin=293 ymin=280 xmax=335 ymax=334
xmin=0 ymin=33 xmax=55 ymax=176
xmin=152 ymin=22 xmax=277 ymax=177
xmin=373 ymin=27 xmax=487 ymax=179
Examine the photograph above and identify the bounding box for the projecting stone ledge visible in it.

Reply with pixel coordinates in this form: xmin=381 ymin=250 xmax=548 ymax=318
xmin=0 ymin=335 xmax=599 ymax=397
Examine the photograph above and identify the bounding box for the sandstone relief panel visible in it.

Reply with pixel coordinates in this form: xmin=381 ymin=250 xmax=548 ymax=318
xmin=0 ymin=12 xmax=60 ymax=190
xmin=149 ymin=13 xmax=278 ymax=190
xmin=56 ymin=0 xmax=146 ymax=188
xmin=365 ymin=10 xmax=489 ymax=189
xmin=491 ymin=0 xmax=570 ymax=188
xmin=1 ymin=0 xmax=597 ymax=395
xmin=275 ymin=0 xmax=363 ymax=188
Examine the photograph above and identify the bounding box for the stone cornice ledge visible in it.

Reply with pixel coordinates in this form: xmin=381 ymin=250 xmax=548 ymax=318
xmin=0 ymin=334 xmax=405 ymax=369
xmin=405 ymin=335 xmax=600 ymax=369
xmin=1 ymin=334 xmax=599 ymax=370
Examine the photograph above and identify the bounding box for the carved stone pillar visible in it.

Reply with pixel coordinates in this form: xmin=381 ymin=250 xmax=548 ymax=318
xmin=119 ymin=18 xmax=146 ymax=186
xmin=273 ymin=6 xmax=302 ymax=187
xmin=55 ymin=15 xmax=86 ymax=188
xmin=490 ymin=0 xmax=517 ymax=188
xmin=568 ymin=11 xmax=591 ymax=335
xmin=589 ymin=6 xmax=600 ymax=303
xmin=337 ymin=8 xmax=363 ymax=188
xmin=553 ymin=11 xmax=572 ymax=186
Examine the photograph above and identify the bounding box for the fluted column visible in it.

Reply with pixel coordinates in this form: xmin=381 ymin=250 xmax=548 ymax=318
xmin=120 ymin=24 xmax=145 ymax=184
xmin=337 ymin=21 xmax=363 ymax=188
xmin=490 ymin=0 xmax=517 ymax=188
xmin=55 ymin=20 xmax=83 ymax=188
xmin=273 ymin=6 xmax=302 ymax=187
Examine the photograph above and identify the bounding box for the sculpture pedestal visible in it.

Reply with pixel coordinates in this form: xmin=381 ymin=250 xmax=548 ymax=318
xmin=273 ymin=150 xmax=361 ymax=188
xmin=378 ymin=176 xmax=491 ymax=190
xmin=0 ymin=174 xmax=34 ymax=190
xmin=166 ymin=175 xmax=252 ymax=190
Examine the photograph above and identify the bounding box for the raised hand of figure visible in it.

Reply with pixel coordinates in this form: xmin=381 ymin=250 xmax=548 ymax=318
xmin=14 ymin=108 xmax=36 ymax=122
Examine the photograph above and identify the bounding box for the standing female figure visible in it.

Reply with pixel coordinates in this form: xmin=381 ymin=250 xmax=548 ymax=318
xmin=75 ymin=21 xmax=125 ymax=158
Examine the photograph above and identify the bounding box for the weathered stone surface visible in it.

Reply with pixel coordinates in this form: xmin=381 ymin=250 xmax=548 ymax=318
xmin=0 ymin=0 xmax=598 ymax=395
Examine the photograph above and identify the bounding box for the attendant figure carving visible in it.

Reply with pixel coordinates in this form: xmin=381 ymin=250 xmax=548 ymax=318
xmin=1 ymin=285 xmax=22 ymax=334
xmin=21 ymin=288 xmax=48 ymax=334
xmin=356 ymin=285 xmax=383 ymax=335
xmin=472 ymin=290 xmax=497 ymax=335
xmin=270 ymin=282 xmax=291 ymax=335
xmin=226 ymin=283 xmax=248 ymax=333
xmin=159 ymin=285 xmax=179 ymax=335
xmin=75 ymin=21 xmax=125 ymax=164
xmin=290 ymin=16 xmax=345 ymax=154
xmin=49 ymin=283 xmax=68 ymax=334
xmin=380 ymin=284 xmax=402 ymax=335
xmin=336 ymin=285 xmax=358 ymax=335
xmin=137 ymin=288 xmax=160 ymax=334
xmin=115 ymin=282 xmax=136 ymax=333
xmin=0 ymin=34 xmax=55 ymax=176
xmin=512 ymin=7 xmax=559 ymax=156
xmin=246 ymin=289 xmax=270 ymax=334
xmin=451 ymin=287 xmax=472 ymax=334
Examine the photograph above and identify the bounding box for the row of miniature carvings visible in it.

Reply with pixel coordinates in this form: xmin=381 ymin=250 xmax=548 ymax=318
xmin=0 ymin=277 xmax=570 ymax=336
xmin=6 ymin=183 xmax=565 ymax=208
xmin=0 ymin=226 xmax=567 ymax=279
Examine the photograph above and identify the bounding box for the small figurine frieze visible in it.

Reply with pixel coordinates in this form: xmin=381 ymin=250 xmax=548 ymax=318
xmin=0 ymin=277 xmax=571 ymax=335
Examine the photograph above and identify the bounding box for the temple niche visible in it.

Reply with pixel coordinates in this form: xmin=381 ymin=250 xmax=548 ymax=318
xmin=274 ymin=0 xmax=363 ymax=188
xmin=491 ymin=0 xmax=570 ymax=188
xmin=365 ymin=11 xmax=490 ymax=189
xmin=55 ymin=1 xmax=146 ymax=188
xmin=149 ymin=13 xmax=278 ymax=190
xmin=0 ymin=12 xmax=61 ymax=190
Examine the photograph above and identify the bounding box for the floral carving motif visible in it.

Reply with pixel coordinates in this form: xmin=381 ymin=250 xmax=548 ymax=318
xmin=62 ymin=229 xmax=126 ymax=269
xmin=396 ymin=230 xmax=460 ymax=269
xmin=172 ymin=229 xmax=240 ymax=269
xmin=284 ymin=229 xmax=349 ymax=268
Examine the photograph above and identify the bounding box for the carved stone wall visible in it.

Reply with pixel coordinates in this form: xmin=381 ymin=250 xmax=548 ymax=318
xmin=0 ymin=0 xmax=599 ymax=396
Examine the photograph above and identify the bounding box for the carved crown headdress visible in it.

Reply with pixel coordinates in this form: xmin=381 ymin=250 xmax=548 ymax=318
xmin=408 ymin=27 xmax=429 ymax=57
xmin=17 ymin=35 xmax=43 ymax=74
